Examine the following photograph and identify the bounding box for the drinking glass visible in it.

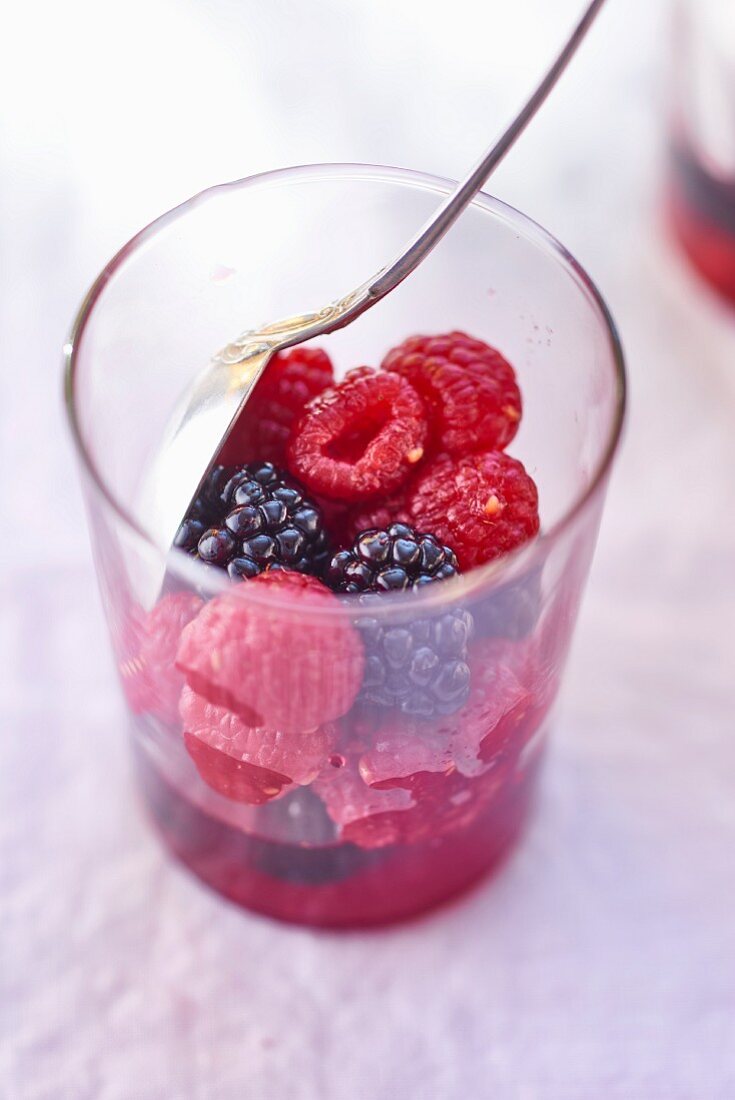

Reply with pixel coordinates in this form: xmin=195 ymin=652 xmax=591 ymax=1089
xmin=65 ymin=163 xmax=625 ymax=928
xmin=669 ymin=0 xmax=735 ymax=303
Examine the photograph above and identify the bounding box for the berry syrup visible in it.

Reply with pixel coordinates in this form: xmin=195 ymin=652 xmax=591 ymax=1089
xmin=670 ymin=143 xmax=735 ymax=305
xmin=133 ymin=714 xmax=545 ymax=928
xmin=121 ymin=544 xmax=557 ymax=926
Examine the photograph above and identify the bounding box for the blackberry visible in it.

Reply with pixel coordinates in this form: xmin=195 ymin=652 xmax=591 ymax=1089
xmin=174 ymin=462 xmax=331 ymax=580
xmin=357 ymin=605 xmax=473 ymax=717
xmin=326 ymin=523 xmax=460 ymax=594
xmin=326 ymin=523 xmax=473 ymax=717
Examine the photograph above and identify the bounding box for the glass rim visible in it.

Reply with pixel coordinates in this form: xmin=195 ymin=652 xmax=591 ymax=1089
xmin=63 ymin=160 xmax=627 ymax=611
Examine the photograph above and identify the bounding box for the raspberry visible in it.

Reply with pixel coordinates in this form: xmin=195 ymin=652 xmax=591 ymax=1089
xmin=358 ymin=724 xmax=454 ymax=784
xmin=287 ymin=368 xmax=428 ymax=501
xmin=313 ymin=638 xmax=537 ymax=849
xmin=312 ymin=756 xmax=415 ymax=849
xmin=175 ymin=570 xmax=364 ymax=733
xmin=476 ymin=585 xmax=574 ymax=746
xmin=184 ymin=732 xmax=291 ymax=805
xmin=367 ymin=766 xmax=511 ymax=846
xmin=383 ymin=331 xmax=522 ymax=457
xmin=120 ymin=592 xmax=203 ymax=723
xmin=463 ymin=636 xmax=559 ymax=764
xmin=217 ymin=346 xmax=334 ymax=467
xmin=314 ymin=751 xmax=509 ymax=849
xmin=180 ymin=685 xmax=337 ymax=804
xmin=451 ymin=639 xmax=537 ymax=772
xmin=409 ymin=451 xmax=540 ymax=570
xmin=174 ymin=462 xmax=331 ymax=580
xmin=315 ymin=637 xmax=548 ymax=849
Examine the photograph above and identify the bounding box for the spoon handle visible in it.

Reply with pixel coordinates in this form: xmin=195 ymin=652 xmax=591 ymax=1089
xmin=263 ymin=0 xmax=609 ymax=350
xmin=367 ymin=0 xmax=608 ymax=303
xmin=163 ymin=0 xmax=608 ymax=533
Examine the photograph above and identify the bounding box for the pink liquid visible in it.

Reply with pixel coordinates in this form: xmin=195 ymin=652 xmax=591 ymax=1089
xmin=135 ymin=734 xmax=543 ymax=928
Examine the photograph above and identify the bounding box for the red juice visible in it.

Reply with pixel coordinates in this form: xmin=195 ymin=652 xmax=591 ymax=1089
xmin=134 ymin=725 xmax=545 ymax=928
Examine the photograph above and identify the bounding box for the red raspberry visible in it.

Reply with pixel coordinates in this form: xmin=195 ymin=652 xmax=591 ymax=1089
xmin=455 ymin=639 xmax=537 ymax=771
xmin=350 ymin=638 xmax=541 ymax=846
xmin=120 ymin=592 xmax=204 ymax=724
xmin=311 ymin=640 xmax=536 ymax=849
xmin=314 ymin=752 xmax=510 ymax=849
xmin=176 ymin=570 xmax=364 ymax=733
xmin=184 ymin=732 xmax=292 ymax=805
xmin=367 ymin=766 xmax=511 ymax=846
xmin=358 ymin=725 xmax=453 ymax=785
xmin=181 ymin=685 xmax=337 ymax=804
xmin=468 ymin=636 xmax=560 ymax=764
xmin=287 ymin=368 xmax=428 ymax=502
xmin=383 ymin=332 xmax=521 ymax=457
xmin=218 ymin=346 xmax=333 ymax=467
xmin=409 ymin=451 xmax=539 ymax=570
xmin=312 ymin=756 xmax=415 ymax=849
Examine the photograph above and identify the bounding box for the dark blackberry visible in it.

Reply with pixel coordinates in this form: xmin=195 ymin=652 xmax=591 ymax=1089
xmin=174 ymin=462 xmax=331 ymax=580
xmin=326 ymin=523 xmax=473 ymax=718
xmin=326 ymin=523 xmax=460 ymax=593
xmin=357 ymin=604 xmax=473 ymax=717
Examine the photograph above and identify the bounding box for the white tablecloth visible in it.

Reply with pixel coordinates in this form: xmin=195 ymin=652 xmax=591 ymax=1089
xmin=2 ymin=1 xmax=735 ymax=1096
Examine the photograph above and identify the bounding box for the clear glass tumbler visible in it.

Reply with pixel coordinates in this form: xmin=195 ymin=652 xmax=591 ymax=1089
xmin=65 ymin=164 xmax=625 ymax=928
xmin=669 ymin=0 xmax=735 ymax=303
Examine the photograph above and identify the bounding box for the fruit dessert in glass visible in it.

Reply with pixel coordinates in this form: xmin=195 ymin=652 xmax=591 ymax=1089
xmin=65 ymin=164 xmax=625 ymax=928
xmin=668 ymin=0 xmax=735 ymax=304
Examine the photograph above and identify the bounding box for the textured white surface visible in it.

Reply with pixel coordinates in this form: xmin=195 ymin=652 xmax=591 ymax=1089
xmin=2 ymin=1 xmax=735 ymax=1097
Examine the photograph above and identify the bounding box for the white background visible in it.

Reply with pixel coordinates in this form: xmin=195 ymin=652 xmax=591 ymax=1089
xmin=2 ymin=1 xmax=735 ymax=1097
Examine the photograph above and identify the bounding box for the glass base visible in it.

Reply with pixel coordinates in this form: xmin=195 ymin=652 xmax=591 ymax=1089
xmin=135 ymin=741 xmax=541 ymax=929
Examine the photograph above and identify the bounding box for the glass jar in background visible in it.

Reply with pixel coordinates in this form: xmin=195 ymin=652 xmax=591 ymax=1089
xmin=65 ymin=165 xmax=625 ymax=928
xmin=669 ymin=0 xmax=735 ymax=304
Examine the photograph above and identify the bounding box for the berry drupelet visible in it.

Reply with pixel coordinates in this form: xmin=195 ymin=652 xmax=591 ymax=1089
xmin=326 ymin=523 xmax=473 ymax=718
xmin=174 ymin=462 xmax=331 ymax=581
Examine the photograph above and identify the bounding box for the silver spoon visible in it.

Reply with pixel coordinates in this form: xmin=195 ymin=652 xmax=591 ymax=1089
xmin=166 ymin=0 xmax=608 ymax=531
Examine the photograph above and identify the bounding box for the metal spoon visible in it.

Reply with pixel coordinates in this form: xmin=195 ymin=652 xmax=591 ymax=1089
xmin=166 ymin=0 xmax=608 ymax=528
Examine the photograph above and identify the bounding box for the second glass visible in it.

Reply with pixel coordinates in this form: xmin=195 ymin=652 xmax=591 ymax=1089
xmin=65 ymin=164 xmax=625 ymax=927
xmin=668 ymin=0 xmax=735 ymax=303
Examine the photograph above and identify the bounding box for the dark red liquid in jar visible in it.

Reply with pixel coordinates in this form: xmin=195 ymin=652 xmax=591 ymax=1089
xmin=669 ymin=143 xmax=735 ymax=304
xmin=135 ymin=728 xmax=544 ymax=928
